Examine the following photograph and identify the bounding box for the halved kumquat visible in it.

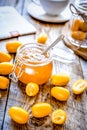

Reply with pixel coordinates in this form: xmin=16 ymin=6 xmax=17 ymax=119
xmin=72 ymin=79 xmax=87 ymax=94
xmin=51 ymin=109 xmax=67 ymax=125
xmin=26 ymin=82 xmax=39 ymax=96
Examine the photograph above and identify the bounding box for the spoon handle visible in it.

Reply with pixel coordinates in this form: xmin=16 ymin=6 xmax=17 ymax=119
xmin=42 ymin=34 xmax=64 ymax=55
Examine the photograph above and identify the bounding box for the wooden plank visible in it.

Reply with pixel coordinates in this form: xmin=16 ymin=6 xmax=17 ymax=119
xmin=80 ymin=58 xmax=87 ymax=129
xmin=18 ymin=34 xmax=36 ymax=44
xmin=80 ymin=59 xmax=87 ymax=79
xmin=0 ymin=38 xmax=17 ymax=130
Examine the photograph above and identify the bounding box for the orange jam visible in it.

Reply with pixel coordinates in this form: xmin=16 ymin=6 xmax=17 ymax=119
xmin=14 ymin=43 xmax=53 ymax=85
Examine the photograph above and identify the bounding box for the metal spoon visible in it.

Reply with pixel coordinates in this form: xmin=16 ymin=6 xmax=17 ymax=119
xmin=42 ymin=34 xmax=64 ymax=55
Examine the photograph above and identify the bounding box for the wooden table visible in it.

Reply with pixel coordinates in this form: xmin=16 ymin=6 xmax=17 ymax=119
xmin=0 ymin=0 xmax=87 ymax=130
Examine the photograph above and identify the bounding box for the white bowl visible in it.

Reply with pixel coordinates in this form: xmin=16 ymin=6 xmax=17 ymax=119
xmin=40 ymin=0 xmax=69 ymax=16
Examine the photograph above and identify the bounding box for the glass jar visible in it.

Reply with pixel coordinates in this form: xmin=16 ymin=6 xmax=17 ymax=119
xmin=67 ymin=0 xmax=87 ymax=47
xmin=9 ymin=43 xmax=53 ymax=85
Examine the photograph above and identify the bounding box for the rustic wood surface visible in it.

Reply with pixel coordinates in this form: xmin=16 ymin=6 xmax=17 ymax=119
xmin=0 ymin=0 xmax=87 ymax=130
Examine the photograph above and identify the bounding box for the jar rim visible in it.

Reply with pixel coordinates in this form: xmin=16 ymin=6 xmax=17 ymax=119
xmin=75 ymin=0 xmax=87 ymax=13
xmin=16 ymin=43 xmax=52 ymax=66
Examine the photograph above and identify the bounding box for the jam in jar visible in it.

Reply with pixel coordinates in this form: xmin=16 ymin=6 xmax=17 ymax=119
xmin=9 ymin=43 xmax=53 ymax=85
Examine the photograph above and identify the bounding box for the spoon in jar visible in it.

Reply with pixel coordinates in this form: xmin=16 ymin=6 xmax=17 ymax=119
xmin=42 ymin=34 xmax=64 ymax=55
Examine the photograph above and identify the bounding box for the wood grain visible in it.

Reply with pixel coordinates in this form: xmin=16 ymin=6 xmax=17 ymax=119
xmin=0 ymin=38 xmax=16 ymax=130
xmin=0 ymin=0 xmax=87 ymax=130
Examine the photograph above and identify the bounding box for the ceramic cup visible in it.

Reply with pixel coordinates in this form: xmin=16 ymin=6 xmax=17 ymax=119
xmin=32 ymin=0 xmax=69 ymax=16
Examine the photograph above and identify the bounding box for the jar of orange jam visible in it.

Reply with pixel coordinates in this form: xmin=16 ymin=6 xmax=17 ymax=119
xmin=9 ymin=43 xmax=53 ymax=85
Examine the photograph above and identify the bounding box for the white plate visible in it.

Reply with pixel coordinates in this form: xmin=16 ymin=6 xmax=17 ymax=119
xmin=27 ymin=2 xmax=72 ymax=23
